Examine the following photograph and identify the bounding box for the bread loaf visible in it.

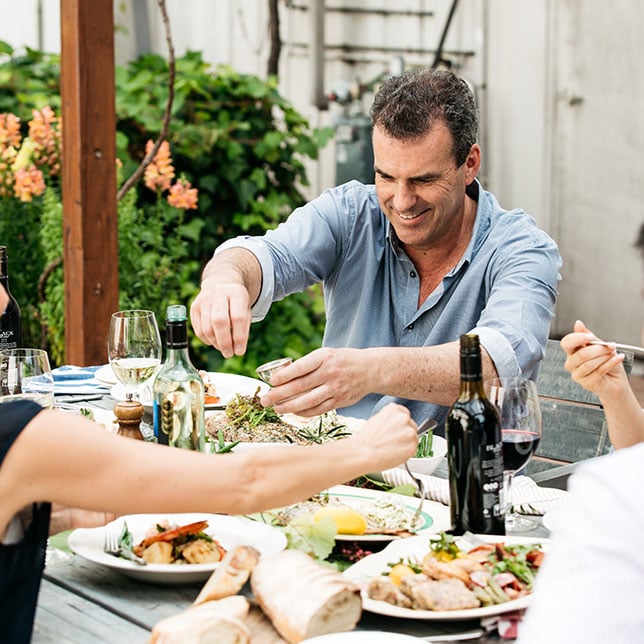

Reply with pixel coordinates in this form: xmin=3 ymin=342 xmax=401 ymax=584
xmin=193 ymin=545 xmax=261 ymax=605
xmin=149 ymin=595 xmax=250 ymax=644
xmin=250 ymin=550 xmax=362 ymax=643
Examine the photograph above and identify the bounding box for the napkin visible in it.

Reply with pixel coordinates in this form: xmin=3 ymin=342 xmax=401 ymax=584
xmin=481 ymin=609 xmax=525 ymax=639
xmin=380 ymin=468 xmax=567 ymax=516
xmin=52 ymin=365 xmax=111 ymax=395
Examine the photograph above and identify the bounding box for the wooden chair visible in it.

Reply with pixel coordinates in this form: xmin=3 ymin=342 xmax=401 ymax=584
xmin=527 ymin=339 xmax=634 ymax=489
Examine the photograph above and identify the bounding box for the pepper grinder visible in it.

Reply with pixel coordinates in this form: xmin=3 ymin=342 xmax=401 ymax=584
xmin=114 ymin=394 xmax=145 ymax=441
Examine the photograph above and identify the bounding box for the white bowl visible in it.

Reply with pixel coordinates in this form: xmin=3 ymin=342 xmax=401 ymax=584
xmin=402 ymin=435 xmax=448 ymax=476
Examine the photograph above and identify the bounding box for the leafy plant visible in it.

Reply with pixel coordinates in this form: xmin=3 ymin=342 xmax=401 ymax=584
xmin=0 ymin=43 xmax=331 ymax=370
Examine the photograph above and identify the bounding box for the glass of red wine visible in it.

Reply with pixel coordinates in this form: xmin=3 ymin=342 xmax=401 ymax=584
xmin=486 ymin=377 xmax=542 ymax=532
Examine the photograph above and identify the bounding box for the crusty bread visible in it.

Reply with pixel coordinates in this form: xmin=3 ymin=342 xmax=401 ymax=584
xmin=149 ymin=596 xmax=250 ymax=644
xmin=193 ymin=545 xmax=261 ymax=606
xmin=250 ymin=550 xmax=362 ymax=643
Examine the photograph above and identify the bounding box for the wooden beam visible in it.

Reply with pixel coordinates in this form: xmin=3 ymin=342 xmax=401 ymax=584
xmin=60 ymin=0 xmax=119 ymax=366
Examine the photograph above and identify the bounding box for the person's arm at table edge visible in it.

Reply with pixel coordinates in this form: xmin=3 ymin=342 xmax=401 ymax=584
xmin=0 ymin=403 xmax=417 ymax=539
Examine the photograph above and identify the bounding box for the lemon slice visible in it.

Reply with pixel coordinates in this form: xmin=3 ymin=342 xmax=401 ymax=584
xmin=312 ymin=505 xmax=367 ymax=535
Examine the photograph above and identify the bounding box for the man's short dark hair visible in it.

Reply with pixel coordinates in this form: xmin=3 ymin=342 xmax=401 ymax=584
xmin=369 ymin=68 xmax=478 ymax=167
xmin=636 ymin=223 xmax=644 ymax=257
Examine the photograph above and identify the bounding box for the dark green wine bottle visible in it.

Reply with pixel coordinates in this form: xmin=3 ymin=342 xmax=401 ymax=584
xmin=447 ymin=333 xmax=505 ymax=535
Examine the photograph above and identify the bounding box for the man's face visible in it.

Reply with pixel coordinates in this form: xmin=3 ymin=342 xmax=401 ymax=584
xmin=373 ymin=121 xmax=480 ymax=252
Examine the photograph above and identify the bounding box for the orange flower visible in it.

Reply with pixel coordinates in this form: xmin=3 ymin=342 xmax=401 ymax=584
xmin=167 ymin=178 xmax=198 ymax=210
xmin=13 ymin=165 xmax=46 ymax=202
xmin=144 ymin=139 xmax=175 ymax=192
xmin=0 ymin=113 xmax=21 ymax=150
xmin=28 ymin=107 xmax=62 ymax=176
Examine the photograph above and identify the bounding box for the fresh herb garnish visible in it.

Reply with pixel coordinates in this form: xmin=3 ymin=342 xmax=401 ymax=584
xmin=428 ymin=532 xmax=463 ymax=560
xmin=225 ymin=388 xmax=281 ymax=428
xmin=210 ymin=429 xmax=240 ymax=454
xmin=292 ymin=412 xmax=352 ymax=445
xmin=415 ymin=430 xmax=434 ymax=457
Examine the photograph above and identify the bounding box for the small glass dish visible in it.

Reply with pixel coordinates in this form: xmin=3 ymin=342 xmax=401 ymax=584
xmin=255 ymin=357 xmax=292 ymax=384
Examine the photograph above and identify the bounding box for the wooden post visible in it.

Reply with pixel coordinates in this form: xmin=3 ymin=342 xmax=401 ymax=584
xmin=60 ymin=0 xmax=119 ymax=366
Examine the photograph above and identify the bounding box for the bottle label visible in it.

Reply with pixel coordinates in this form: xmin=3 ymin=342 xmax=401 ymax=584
xmin=481 ymin=442 xmax=504 ymax=518
xmin=0 ymin=329 xmax=17 ymax=350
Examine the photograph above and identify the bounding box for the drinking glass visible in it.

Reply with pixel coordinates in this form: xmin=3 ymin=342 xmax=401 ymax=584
xmin=486 ymin=377 xmax=542 ymax=532
xmin=0 ymin=348 xmax=54 ymax=408
xmin=107 ymin=310 xmax=161 ymax=402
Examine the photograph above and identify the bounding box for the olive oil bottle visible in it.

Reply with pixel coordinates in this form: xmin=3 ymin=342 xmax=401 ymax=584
xmin=153 ymin=305 xmax=205 ymax=451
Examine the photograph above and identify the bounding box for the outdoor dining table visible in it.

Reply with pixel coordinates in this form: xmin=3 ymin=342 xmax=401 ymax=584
xmin=33 ymin=390 xmax=551 ymax=643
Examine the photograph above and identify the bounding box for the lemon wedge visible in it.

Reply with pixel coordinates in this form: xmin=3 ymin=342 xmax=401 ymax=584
xmin=312 ymin=506 xmax=367 ymax=535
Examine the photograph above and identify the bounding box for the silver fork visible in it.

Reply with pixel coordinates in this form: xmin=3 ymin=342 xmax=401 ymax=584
xmin=404 ymin=462 xmax=426 ymax=529
xmin=103 ymin=528 xmax=147 ymax=566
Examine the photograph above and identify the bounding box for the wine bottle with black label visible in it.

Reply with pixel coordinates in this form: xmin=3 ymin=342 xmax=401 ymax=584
xmin=447 ymin=333 xmax=505 ymax=535
xmin=0 ymin=246 xmax=21 ymax=351
xmin=152 ymin=304 xmax=205 ymax=451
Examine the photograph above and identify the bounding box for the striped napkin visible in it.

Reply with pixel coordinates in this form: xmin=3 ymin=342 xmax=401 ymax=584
xmin=381 ymin=468 xmax=567 ymax=516
xmin=52 ymin=365 xmax=111 ymax=395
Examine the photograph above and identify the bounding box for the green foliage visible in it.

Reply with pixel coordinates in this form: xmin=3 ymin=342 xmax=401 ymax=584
xmin=0 ymin=43 xmax=330 ymax=371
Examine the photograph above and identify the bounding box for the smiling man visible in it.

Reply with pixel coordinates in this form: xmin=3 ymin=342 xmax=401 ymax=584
xmin=191 ymin=69 xmax=562 ymax=430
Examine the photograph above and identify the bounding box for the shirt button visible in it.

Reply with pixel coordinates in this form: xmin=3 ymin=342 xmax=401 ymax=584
xmin=410 ymin=271 xmax=417 ymax=278
xmin=407 ymin=324 xmax=414 ymax=330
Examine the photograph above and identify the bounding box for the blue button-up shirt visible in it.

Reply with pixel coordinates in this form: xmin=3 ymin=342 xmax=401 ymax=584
xmin=217 ymin=180 xmax=562 ymax=427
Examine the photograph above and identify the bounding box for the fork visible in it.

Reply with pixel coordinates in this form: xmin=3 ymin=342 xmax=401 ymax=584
xmin=404 ymin=462 xmax=426 ymax=529
xmin=103 ymin=528 xmax=147 ymax=566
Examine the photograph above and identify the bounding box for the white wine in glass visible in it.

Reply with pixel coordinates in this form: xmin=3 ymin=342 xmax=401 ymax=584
xmin=108 ymin=310 xmax=161 ymax=401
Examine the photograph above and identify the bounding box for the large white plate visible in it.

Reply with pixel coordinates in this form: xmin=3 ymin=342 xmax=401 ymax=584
xmin=343 ymin=533 xmax=548 ymax=620
xmin=273 ymin=484 xmax=451 ymax=543
xmin=68 ymin=512 xmax=287 ymax=585
xmin=304 ymin=633 xmax=425 ymax=643
xmin=110 ymin=372 xmax=268 ymax=410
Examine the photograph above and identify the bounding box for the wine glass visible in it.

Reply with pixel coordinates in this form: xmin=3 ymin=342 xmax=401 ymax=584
xmin=107 ymin=310 xmax=161 ymax=403
xmin=486 ymin=377 xmax=542 ymax=532
xmin=0 ymin=348 xmax=55 ymax=408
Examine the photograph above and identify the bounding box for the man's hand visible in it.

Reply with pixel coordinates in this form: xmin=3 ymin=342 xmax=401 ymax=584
xmin=259 ymin=347 xmax=373 ymax=416
xmin=189 ymin=249 xmax=262 ymax=358
xmin=190 ymin=278 xmax=252 ymax=358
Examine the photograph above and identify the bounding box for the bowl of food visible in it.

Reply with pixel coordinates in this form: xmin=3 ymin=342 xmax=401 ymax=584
xmin=402 ymin=422 xmax=447 ymax=476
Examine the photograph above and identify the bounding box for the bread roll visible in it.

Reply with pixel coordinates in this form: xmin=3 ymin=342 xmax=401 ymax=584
xmin=193 ymin=545 xmax=261 ymax=605
xmin=149 ymin=596 xmax=250 ymax=644
xmin=250 ymin=550 xmax=362 ymax=643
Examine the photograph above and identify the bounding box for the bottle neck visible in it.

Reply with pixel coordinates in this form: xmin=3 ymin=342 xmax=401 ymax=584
xmin=165 ymin=321 xmax=191 ymax=363
xmin=458 ymin=350 xmax=486 ymax=397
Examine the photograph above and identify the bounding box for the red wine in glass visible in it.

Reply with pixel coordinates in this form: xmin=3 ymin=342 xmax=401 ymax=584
xmin=502 ymin=429 xmax=541 ymax=473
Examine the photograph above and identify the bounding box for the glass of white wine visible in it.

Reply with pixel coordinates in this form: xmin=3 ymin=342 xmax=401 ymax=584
xmin=107 ymin=310 xmax=162 ymax=403
xmin=0 ymin=348 xmax=54 ymax=408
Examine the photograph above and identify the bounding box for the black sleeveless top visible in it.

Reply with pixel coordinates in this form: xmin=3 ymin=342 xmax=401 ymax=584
xmin=0 ymin=400 xmax=50 ymax=644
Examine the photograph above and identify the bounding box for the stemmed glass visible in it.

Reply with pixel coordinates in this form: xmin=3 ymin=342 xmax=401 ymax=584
xmin=0 ymin=348 xmax=55 ymax=408
xmin=486 ymin=377 xmax=542 ymax=532
xmin=107 ymin=310 xmax=161 ymax=403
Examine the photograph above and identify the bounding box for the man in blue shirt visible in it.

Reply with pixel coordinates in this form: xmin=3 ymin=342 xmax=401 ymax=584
xmin=191 ymin=69 xmax=562 ymax=429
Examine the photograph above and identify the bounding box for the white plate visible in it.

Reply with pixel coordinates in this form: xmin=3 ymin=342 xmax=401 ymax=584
xmin=304 ymin=633 xmax=425 ymax=643
xmin=95 ymin=364 xmax=118 ymax=386
xmin=201 ymin=372 xmax=268 ymax=409
xmin=110 ymin=372 xmax=268 ymax=410
xmin=273 ymin=484 xmax=451 ymax=542
xmin=68 ymin=512 xmax=287 ymax=585
xmin=344 ymin=533 xmax=548 ymax=620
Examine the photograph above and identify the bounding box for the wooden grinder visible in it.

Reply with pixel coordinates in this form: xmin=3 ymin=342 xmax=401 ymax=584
xmin=114 ymin=395 xmax=145 ymax=441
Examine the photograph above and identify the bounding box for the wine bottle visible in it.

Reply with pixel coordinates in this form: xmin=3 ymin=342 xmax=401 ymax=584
xmin=0 ymin=246 xmax=21 ymax=351
xmin=152 ymin=304 xmax=205 ymax=451
xmin=446 ymin=333 xmax=505 ymax=535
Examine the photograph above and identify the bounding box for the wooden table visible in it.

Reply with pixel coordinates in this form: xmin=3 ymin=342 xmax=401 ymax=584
xmin=37 ymin=394 xmax=549 ymax=643
xmin=34 ymin=555 xmax=507 ymax=643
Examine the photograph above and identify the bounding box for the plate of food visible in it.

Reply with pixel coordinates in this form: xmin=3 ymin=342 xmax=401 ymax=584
xmin=205 ymin=390 xmax=365 ymax=448
xmin=343 ymin=532 xmax=547 ymax=620
xmin=68 ymin=513 xmax=287 ymax=584
xmin=254 ymin=485 xmax=451 ymax=542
